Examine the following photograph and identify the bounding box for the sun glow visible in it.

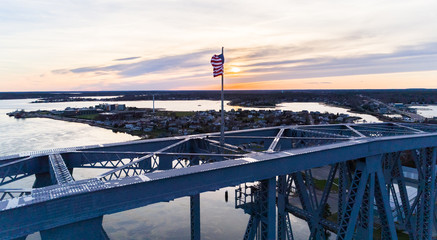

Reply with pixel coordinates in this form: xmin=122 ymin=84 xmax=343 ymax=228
xmin=230 ymin=67 xmax=241 ymax=73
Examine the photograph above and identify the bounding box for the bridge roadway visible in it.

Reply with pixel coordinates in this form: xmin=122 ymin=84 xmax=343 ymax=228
xmin=1 ymin=123 xmax=437 ymax=239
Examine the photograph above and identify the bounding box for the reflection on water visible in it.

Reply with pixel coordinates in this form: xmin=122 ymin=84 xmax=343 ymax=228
xmin=410 ymin=105 xmax=437 ymax=118
xmin=0 ymin=98 xmax=366 ymax=239
xmin=0 ymin=99 xmax=140 ymax=156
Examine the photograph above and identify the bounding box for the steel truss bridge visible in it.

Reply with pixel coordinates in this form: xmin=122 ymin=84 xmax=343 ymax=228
xmin=1 ymin=122 xmax=437 ymax=239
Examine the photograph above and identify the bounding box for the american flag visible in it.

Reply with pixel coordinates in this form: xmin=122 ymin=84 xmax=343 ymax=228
xmin=210 ymin=54 xmax=224 ymax=77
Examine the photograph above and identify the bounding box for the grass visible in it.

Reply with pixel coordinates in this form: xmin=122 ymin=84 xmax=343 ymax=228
xmin=328 ymin=211 xmax=409 ymax=240
xmin=372 ymin=228 xmax=410 ymax=240
xmin=174 ymin=111 xmax=196 ymax=117
xmin=74 ymin=114 xmax=99 ymax=120
xmin=327 ymin=211 xmax=338 ymax=223
xmin=156 ymin=111 xmax=196 ymax=117
xmin=313 ymin=178 xmax=339 ymax=192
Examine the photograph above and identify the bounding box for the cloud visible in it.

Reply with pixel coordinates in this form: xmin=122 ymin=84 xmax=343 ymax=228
xmin=113 ymin=56 xmax=141 ymax=61
xmin=306 ymin=81 xmax=331 ymax=85
xmin=55 ymin=41 xmax=437 ymax=90
xmin=69 ymin=50 xmax=214 ymax=77
xmin=239 ymin=42 xmax=437 ymax=81
xmin=52 ymin=69 xmax=70 ymax=74
xmin=74 ymin=72 xmax=211 ymax=91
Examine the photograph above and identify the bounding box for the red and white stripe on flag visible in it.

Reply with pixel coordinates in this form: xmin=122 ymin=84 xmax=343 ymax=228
xmin=210 ymin=54 xmax=223 ymax=77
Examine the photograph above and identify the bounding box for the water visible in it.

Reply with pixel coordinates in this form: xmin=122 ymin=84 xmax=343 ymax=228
xmin=0 ymin=99 xmax=139 ymax=156
xmin=0 ymin=98 xmax=378 ymax=239
xmin=410 ymin=105 xmax=437 ymax=118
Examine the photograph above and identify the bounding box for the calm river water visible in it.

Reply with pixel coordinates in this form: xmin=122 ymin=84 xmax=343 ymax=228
xmin=0 ymin=98 xmax=380 ymax=239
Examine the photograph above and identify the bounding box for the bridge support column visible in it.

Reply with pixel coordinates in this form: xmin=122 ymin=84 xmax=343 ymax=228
xmin=292 ymin=171 xmax=314 ymax=230
xmin=336 ymin=161 xmax=369 ymax=240
xmin=40 ymin=216 xmax=108 ymax=240
xmin=338 ymin=162 xmax=348 ymax=226
xmin=414 ymin=147 xmax=436 ymax=239
xmin=277 ymin=175 xmax=287 ymax=240
xmin=190 ymin=194 xmax=201 ymax=240
xmin=278 ymin=175 xmax=294 ymax=240
xmin=259 ymin=177 xmax=276 ymax=240
xmin=337 ymin=155 xmax=398 ymax=240
xmin=243 ymin=215 xmax=259 ymax=240
xmin=189 ymin=150 xmax=201 ymax=240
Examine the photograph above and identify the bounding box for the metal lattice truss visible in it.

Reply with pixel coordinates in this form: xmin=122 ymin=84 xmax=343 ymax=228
xmin=1 ymin=122 xmax=437 ymax=239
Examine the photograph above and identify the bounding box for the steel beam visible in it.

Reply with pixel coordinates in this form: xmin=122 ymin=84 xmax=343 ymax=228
xmin=48 ymin=154 xmax=74 ymax=185
xmin=336 ymin=161 xmax=369 ymax=240
xmin=243 ymin=215 xmax=259 ymax=240
xmin=190 ymin=194 xmax=201 ymax=240
xmin=277 ymin=175 xmax=288 ymax=240
xmin=259 ymin=177 xmax=276 ymax=240
xmin=3 ymin=123 xmax=437 ymax=239
xmin=267 ymin=128 xmax=285 ymax=152
xmin=309 ymin=164 xmax=338 ymax=239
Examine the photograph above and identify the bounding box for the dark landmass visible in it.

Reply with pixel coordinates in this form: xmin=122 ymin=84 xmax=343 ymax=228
xmin=2 ymin=89 xmax=436 ymax=122
xmin=2 ymin=89 xmax=437 ymax=105
xmin=7 ymin=105 xmax=361 ymax=138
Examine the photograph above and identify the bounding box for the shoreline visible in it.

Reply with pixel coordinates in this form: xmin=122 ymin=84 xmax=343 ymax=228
xmin=8 ymin=107 xmax=365 ymax=139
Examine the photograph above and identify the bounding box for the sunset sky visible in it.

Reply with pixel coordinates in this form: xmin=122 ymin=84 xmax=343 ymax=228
xmin=1 ymin=0 xmax=437 ymax=91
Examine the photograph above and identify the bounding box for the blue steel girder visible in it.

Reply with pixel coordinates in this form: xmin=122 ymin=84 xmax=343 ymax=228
xmin=48 ymin=154 xmax=74 ymax=185
xmin=97 ymin=138 xmax=192 ymax=180
xmin=309 ymin=163 xmax=338 ymax=239
xmin=243 ymin=215 xmax=259 ymax=240
xmin=292 ymin=171 xmax=314 ymax=230
xmin=382 ymin=152 xmax=401 ymax=182
xmin=0 ymin=156 xmax=47 ymax=186
xmin=277 ymin=175 xmax=291 ymax=240
xmin=267 ymin=128 xmax=285 ymax=152
xmin=190 ymin=194 xmax=200 ymax=240
xmin=285 ymin=213 xmax=294 ymax=240
xmin=203 ymin=138 xmax=249 ymax=154
xmin=65 ymin=151 xmax=244 ymax=170
xmin=337 ymin=161 xmax=350 ymax=226
xmin=2 ymin=123 xmax=437 ymax=238
xmin=336 ymin=155 xmax=399 ymax=240
xmin=290 ymin=170 xmax=341 ymax=236
xmin=0 ymin=189 xmax=31 ymax=201
xmin=383 ymin=151 xmax=415 ymax=237
xmin=237 ymin=178 xmax=277 ymax=240
xmin=285 ymin=204 xmax=339 ymax=233
xmin=415 ymin=147 xmax=436 ymax=239
xmin=356 ymin=172 xmax=375 ymax=240
xmin=258 ymin=178 xmax=276 ymax=240
xmin=336 ymin=161 xmax=369 ymax=240
xmin=374 ymin=165 xmax=398 ymax=240
xmin=66 ymin=151 xmax=144 ymax=169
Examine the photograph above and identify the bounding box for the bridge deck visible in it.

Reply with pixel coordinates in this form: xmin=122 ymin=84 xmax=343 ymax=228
xmin=1 ymin=122 xmax=437 ymax=239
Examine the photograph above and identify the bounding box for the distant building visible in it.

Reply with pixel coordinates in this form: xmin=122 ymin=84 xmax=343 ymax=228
xmin=96 ymin=103 xmax=126 ymax=112
xmin=394 ymin=103 xmax=404 ymax=108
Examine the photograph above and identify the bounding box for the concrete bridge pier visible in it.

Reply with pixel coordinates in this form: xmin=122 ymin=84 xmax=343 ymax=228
xmin=11 ymin=237 xmax=26 ymax=240
xmin=40 ymin=216 xmax=109 ymax=240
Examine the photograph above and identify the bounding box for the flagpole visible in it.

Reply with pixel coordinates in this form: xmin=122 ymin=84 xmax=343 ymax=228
xmin=220 ymin=47 xmax=225 ymax=147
